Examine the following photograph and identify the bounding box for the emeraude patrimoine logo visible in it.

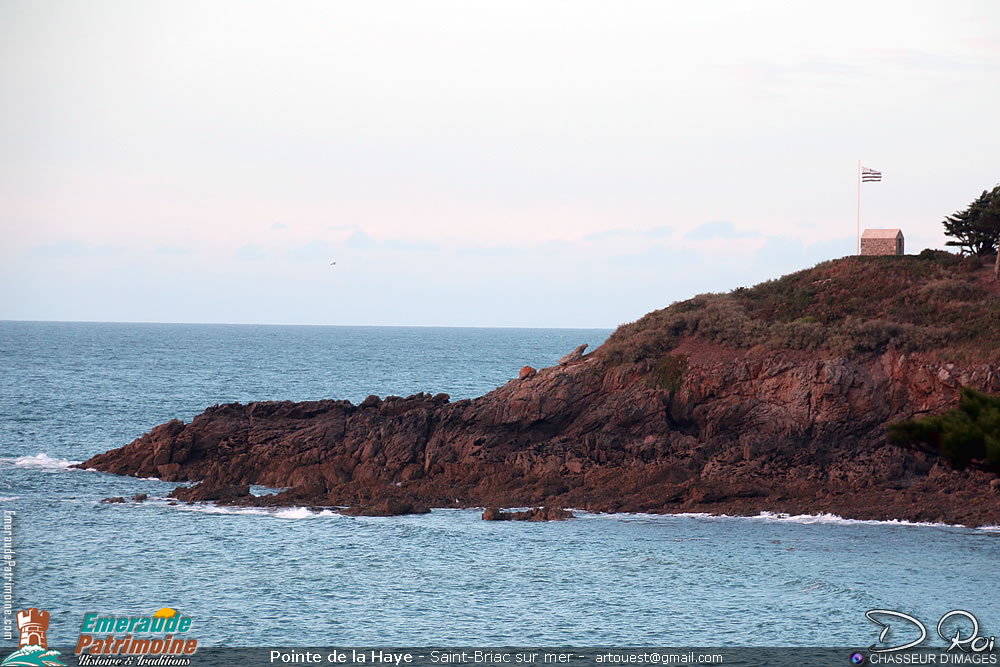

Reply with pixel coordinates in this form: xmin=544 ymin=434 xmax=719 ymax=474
xmin=1 ymin=608 xmax=65 ymax=667
xmin=75 ymin=607 xmax=199 ymax=660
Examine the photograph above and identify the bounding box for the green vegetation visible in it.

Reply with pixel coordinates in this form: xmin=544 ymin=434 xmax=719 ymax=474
xmin=889 ymin=388 xmax=1000 ymax=470
xmin=648 ymin=354 xmax=688 ymax=394
xmin=943 ymin=184 xmax=1000 ymax=257
xmin=600 ymin=251 xmax=1000 ymax=364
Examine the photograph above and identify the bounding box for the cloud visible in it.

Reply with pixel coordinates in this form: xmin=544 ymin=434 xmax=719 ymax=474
xmin=537 ymin=239 xmax=572 ymax=252
xmin=584 ymin=229 xmax=626 ymax=242
xmin=270 ymin=222 xmax=288 ymax=230
xmin=609 ymin=242 xmax=703 ymax=268
xmin=685 ymin=220 xmax=762 ymax=241
xmin=755 ymin=235 xmax=855 ymax=272
xmin=453 ymin=245 xmax=520 ymax=258
xmin=871 ymin=48 xmax=1000 ymax=74
xmin=233 ymin=244 xmax=268 ymax=260
xmin=344 ymin=230 xmax=377 ymax=249
xmin=383 ymin=238 xmax=440 ymax=252
xmin=25 ymin=240 xmax=124 ymax=258
xmin=584 ymin=226 xmax=672 ymax=242
xmin=730 ymin=57 xmax=863 ymax=81
xmin=155 ymin=245 xmax=191 ymax=256
xmin=287 ymin=240 xmax=333 ymax=262
xmin=344 ymin=229 xmax=439 ymax=252
xmin=452 ymin=239 xmax=575 ymax=260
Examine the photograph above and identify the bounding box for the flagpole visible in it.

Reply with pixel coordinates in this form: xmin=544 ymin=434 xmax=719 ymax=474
xmin=856 ymin=159 xmax=861 ymax=255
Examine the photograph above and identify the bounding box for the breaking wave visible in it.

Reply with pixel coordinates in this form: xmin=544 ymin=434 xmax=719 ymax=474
xmin=170 ymin=503 xmax=341 ymax=519
xmin=611 ymin=510 xmax=957 ymax=528
xmin=2 ymin=453 xmax=82 ymax=470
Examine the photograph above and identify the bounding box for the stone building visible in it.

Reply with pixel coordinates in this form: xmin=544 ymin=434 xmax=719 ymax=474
xmin=861 ymin=229 xmax=904 ymax=256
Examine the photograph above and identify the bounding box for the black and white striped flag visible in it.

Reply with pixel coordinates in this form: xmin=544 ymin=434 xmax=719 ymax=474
xmin=862 ymin=166 xmax=882 ymax=182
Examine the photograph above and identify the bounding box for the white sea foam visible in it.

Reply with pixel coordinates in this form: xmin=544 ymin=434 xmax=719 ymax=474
xmin=173 ymin=504 xmax=271 ymax=517
xmin=0 ymin=496 xmax=20 ymax=502
xmin=749 ymin=511 xmax=953 ymax=528
xmin=677 ymin=510 xmax=953 ymax=528
xmin=171 ymin=503 xmax=340 ymax=520
xmin=976 ymin=525 xmax=1000 ymax=532
xmin=3 ymin=453 xmax=82 ymax=470
xmin=605 ymin=509 xmax=959 ymax=528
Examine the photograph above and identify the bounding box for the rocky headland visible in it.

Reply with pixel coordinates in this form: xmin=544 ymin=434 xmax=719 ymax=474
xmin=81 ymin=253 xmax=1000 ymax=525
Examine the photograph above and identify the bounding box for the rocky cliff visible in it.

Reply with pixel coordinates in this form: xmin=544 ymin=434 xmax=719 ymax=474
xmin=80 ymin=255 xmax=1000 ymax=525
xmin=79 ymin=339 xmax=1000 ymax=525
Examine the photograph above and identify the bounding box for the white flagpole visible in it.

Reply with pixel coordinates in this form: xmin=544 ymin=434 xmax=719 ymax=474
xmin=856 ymin=160 xmax=861 ymax=255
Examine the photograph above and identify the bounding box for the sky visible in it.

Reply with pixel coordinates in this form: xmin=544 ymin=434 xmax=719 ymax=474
xmin=2 ymin=1 xmax=998 ymax=328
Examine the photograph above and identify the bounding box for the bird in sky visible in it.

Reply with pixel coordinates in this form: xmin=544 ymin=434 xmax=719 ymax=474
xmin=330 ymin=261 xmax=336 ymax=265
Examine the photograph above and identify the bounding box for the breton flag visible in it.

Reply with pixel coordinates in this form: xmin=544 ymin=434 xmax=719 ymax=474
xmin=862 ymin=166 xmax=882 ymax=182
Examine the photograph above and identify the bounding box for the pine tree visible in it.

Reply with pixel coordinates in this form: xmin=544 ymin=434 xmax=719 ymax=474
xmin=943 ymin=184 xmax=1000 ymax=255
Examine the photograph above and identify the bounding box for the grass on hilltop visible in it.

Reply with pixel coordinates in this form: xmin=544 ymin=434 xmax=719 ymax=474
xmin=600 ymin=250 xmax=1000 ymax=364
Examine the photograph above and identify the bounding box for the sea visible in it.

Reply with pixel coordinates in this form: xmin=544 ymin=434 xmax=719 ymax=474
xmin=1 ymin=321 xmax=998 ymax=649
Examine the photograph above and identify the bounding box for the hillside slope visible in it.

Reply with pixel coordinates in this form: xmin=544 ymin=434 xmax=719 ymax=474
xmin=80 ymin=254 xmax=1000 ymax=525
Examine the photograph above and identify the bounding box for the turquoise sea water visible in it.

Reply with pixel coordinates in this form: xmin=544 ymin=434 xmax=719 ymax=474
xmin=1 ymin=321 xmax=998 ymax=648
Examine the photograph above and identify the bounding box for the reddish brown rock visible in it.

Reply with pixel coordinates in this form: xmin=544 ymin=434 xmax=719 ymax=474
xmin=342 ymin=499 xmax=430 ymax=517
xmin=482 ymin=507 xmax=573 ymax=521
xmin=169 ymin=481 xmax=250 ymax=503
xmin=519 ymin=366 xmax=537 ymax=380
xmin=558 ymin=344 xmax=587 ymax=366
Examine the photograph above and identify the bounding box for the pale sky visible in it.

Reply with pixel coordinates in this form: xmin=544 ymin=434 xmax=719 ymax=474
xmin=2 ymin=1 xmax=998 ymax=327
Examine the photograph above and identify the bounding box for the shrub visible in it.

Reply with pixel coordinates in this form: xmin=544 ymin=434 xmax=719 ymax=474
xmin=917 ymin=279 xmax=982 ymax=303
xmin=767 ymin=319 xmax=826 ymax=350
xmin=649 ymin=354 xmax=688 ymax=394
xmin=888 ymin=388 xmax=1000 ymax=470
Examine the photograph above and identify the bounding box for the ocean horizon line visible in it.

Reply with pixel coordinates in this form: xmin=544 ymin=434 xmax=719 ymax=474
xmin=0 ymin=318 xmax=615 ymax=331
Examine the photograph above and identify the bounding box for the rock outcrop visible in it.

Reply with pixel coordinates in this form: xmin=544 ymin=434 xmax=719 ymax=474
xmin=342 ymin=498 xmax=431 ymax=517
xmin=558 ymin=344 xmax=587 ymax=366
xmin=79 ymin=339 xmax=1000 ymax=526
xmin=169 ymin=481 xmax=250 ymax=503
xmin=482 ymin=507 xmax=573 ymax=521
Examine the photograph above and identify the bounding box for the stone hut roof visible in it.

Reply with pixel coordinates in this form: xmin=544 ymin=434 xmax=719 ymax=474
xmin=862 ymin=228 xmax=903 ymax=239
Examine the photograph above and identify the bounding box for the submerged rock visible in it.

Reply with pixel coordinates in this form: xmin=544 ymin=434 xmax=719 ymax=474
xmin=341 ymin=499 xmax=430 ymax=517
xmin=482 ymin=507 xmax=573 ymax=521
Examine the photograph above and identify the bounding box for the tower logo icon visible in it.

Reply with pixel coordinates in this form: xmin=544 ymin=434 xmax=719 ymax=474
xmin=16 ymin=609 xmax=49 ymax=650
xmin=1 ymin=608 xmax=64 ymax=667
